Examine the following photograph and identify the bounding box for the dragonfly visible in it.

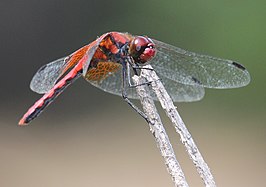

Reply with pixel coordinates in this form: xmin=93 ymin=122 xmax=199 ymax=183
xmin=18 ymin=31 xmax=251 ymax=125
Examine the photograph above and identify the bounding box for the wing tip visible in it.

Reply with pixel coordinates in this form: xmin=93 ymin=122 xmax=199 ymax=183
xmin=232 ymin=61 xmax=246 ymax=71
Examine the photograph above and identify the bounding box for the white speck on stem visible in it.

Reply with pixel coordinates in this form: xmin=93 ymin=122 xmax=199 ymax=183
xmin=132 ymin=64 xmax=216 ymax=187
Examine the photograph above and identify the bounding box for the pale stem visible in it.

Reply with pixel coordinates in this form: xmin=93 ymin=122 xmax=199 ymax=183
xmin=134 ymin=64 xmax=216 ymax=187
xmin=132 ymin=75 xmax=189 ymax=187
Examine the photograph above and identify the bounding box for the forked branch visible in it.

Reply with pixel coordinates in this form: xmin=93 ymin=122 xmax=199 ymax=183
xmin=132 ymin=75 xmax=189 ymax=187
xmin=132 ymin=65 xmax=216 ymax=187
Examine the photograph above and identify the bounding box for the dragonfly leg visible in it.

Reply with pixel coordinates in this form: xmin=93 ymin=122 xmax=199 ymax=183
xmin=127 ymin=60 xmax=154 ymax=71
xmin=122 ymin=62 xmax=152 ymax=124
xmin=132 ymin=66 xmax=154 ymax=71
xmin=126 ymin=63 xmax=160 ymax=88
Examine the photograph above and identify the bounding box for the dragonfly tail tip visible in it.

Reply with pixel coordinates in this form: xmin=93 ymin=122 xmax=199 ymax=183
xmin=18 ymin=118 xmax=28 ymax=126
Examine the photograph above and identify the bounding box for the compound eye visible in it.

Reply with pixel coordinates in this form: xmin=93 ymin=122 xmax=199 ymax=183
xmin=129 ymin=36 xmax=156 ymax=64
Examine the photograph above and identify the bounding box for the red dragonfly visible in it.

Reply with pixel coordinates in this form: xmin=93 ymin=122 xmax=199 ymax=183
xmin=19 ymin=31 xmax=250 ymax=125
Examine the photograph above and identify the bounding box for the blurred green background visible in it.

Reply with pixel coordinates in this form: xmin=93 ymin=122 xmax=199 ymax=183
xmin=1 ymin=0 xmax=265 ymax=186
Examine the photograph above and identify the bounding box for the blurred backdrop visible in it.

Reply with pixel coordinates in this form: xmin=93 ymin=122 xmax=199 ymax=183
xmin=0 ymin=0 xmax=265 ymax=186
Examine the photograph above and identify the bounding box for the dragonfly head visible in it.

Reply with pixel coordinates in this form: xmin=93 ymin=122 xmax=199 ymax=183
xmin=129 ymin=36 xmax=156 ymax=65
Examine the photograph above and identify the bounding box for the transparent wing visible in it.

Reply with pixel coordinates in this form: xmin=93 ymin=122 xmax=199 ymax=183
xmin=29 ymin=35 xmax=106 ymax=94
xmin=159 ymin=74 xmax=205 ymax=102
xmin=151 ymin=39 xmax=251 ymax=89
xmin=86 ymin=65 xmax=205 ymax=102
xmin=30 ymin=57 xmax=69 ymax=94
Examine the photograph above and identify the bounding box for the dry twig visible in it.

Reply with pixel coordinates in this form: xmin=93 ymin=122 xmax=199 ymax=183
xmin=132 ymin=75 xmax=189 ymax=187
xmin=132 ymin=65 xmax=216 ymax=187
